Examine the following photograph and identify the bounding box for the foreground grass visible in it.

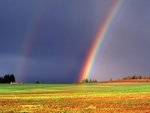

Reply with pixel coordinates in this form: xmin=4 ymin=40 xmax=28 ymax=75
xmin=0 ymin=83 xmax=150 ymax=113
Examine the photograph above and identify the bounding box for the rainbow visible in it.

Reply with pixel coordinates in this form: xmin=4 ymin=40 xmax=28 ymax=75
xmin=79 ymin=0 xmax=123 ymax=83
xmin=17 ymin=1 xmax=48 ymax=82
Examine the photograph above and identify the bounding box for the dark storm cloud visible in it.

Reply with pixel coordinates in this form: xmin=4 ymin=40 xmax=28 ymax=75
xmin=1 ymin=0 xmax=149 ymax=83
xmin=106 ymin=0 xmax=150 ymax=59
xmin=0 ymin=0 xmax=116 ymax=83
xmin=24 ymin=57 xmax=81 ymax=83
xmin=92 ymin=0 xmax=150 ymax=81
xmin=28 ymin=0 xmax=115 ymax=59
xmin=0 ymin=0 xmax=39 ymax=54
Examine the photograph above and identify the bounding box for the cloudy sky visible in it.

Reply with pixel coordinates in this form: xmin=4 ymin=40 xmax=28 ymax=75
xmin=0 ymin=0 xmax=150 ymax=83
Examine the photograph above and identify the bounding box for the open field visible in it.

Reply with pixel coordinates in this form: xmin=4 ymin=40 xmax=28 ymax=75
xmin=0 ymin=83 xmax=150 ymax=113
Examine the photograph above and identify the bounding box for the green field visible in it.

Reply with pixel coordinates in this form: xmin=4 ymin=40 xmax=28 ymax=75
xmin=0 ymin=83 xmax=150 ymax=113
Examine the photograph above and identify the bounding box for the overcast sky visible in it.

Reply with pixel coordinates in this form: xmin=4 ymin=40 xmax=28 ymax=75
xmin=0 ymin=0 xmax=150 ymax=83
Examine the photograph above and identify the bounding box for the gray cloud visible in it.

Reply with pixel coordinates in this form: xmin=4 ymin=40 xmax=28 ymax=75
xmin=91 ymin=0 xmax=150 ymax=81
xmin=0 ymin=0 xmax=150 ymax=83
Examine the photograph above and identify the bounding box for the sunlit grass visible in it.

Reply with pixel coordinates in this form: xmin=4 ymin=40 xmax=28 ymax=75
xmin=0 ymin=83 xmax=150 ymax=112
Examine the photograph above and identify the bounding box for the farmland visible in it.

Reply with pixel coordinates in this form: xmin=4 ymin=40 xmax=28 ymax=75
xmin=0 ymin=82 xmax=150 ymax=113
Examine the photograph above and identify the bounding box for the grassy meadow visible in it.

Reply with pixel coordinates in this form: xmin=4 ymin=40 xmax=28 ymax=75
xmin=0 ymin=82 xmax=150 ymax=113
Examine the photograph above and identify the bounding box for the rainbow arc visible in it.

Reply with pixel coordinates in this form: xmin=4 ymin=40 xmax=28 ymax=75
xmin=79 ymin=0 xmax=123 ymax=83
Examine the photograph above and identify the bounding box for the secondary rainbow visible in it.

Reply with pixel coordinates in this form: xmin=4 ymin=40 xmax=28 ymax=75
xmin=17 ymin=1 xmax=48 ymax=82
xmin=79 ymin=0 xmax=123 ymax=83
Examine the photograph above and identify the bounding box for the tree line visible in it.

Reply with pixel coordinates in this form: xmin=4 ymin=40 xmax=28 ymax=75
xmin=82 ymin=78 xmax=98 ymax=83
xmin=81 ymin=75 xmax=150 ymax=83
xmin=122 ymin=75 xmax=150 ymax=80
xmin=0 ymin=74 xmax=15 ymax=83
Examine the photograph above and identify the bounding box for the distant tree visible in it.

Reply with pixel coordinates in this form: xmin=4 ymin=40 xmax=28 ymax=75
xmin=95 ymin=79 xmax=97 ymax=82
xmin=132 ymin=75 xmax=137 ymax=79
xmin=93 ymin=79 xmax=98 ymax=83
xmin=1 ymin=74 xmax=16 ymax=83
xmin=0 ymin=77 xmax=3 ymax=83
xmin=122 ymin=75 xmax=150 ymax=80
xmin=110 ymin=78 xmax=112 ymax=81
xmin=82 ymin=78 xmax=88 ymax=83
xmin=10 ymin=74 xmax=15 ymax=83
xmin=138 ymin=75 xmax=142 ymax=79
xmin=4 ymin=74 xmax=10 ymax=83
xmin=85 ymin=78 xmax=88 ymax=83
xmin=36 ymin=81 xmax=40 ymax=84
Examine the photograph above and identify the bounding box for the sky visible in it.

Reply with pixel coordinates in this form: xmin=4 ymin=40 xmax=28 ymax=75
xmin=0 ymin=0 xmax=150 ymax=83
